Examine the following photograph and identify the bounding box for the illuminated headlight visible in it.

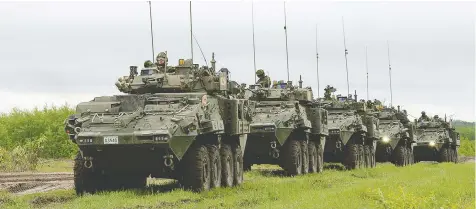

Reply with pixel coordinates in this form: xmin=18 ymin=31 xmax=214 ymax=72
xmin=429 ymin=141 xmax=436 ymax=147
xmin=382 ymin=136 xmax=390 ymax=143
xmin=153 ymin=135 xmax=169 ymax=141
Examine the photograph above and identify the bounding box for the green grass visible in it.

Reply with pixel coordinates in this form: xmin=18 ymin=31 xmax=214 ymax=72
xmin=1 ymin=162 xmax=474 ymax=209
xmin=35 ymin=159 xmax=73 ymax=173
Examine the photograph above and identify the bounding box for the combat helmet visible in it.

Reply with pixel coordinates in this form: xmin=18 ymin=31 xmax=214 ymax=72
xmin=256 ymin=69 xmax=265 ymax=76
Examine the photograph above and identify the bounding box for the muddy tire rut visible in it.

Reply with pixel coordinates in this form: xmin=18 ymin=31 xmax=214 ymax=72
xmin=0 ymin=172 xmax=73 ymax=195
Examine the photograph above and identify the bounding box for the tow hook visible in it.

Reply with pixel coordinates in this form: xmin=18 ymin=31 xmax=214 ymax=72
xmin=84 ymin=156 xmax=93 ymax=169
xmin=336 ymin=141 xmax=342 ymax=149
xmin=163 ymin=155 xmax=174 ymax=167
xmin=269 ymin=141 xmax=280 ymax=159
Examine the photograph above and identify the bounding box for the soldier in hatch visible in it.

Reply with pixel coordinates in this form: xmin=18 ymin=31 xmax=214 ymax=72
xmin=255 ymin=69 xmax=271 ymax=88
xmin=323 ymin=85 xmax=336 ymax=100
xmin=418 ymin=111 xmax=430 ymax=122
xmin=156 ymin=52 xmax=168 ymax=73
xmin=144 ymin=60 xmax=155 ymax=68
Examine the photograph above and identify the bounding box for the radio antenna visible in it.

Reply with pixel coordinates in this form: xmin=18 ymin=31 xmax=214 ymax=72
xmin=148 ymin=1 xmax=155 ymax=61
xmin=189 ymin=1 xmax=194 ymax=64
xmin=284 ymin=1 xmax=290 ymax=82
xmin=192 ymin=33 xmax=208 ymax=67
xmin=387 ymin=40 xmax=393 ymax=107
xmin=341 ymin=16 xmax=350 ymax=97
xmin=366 ymin=45 xmax=369 ymax=101
xmin=315 ymin=24 xmax=320 ymax=98
xmin=251 ymin=1 xmax=257 ymax=83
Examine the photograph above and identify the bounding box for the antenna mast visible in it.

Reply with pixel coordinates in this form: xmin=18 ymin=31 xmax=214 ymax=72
xmin=148 ymin=1 xmax=155 ymax=61
xmin=251 ymin=1 xmax=257 ymax=83
xmin=189 ymin=1 xmax=194 ymax=64
xmin=366 ymin=46 xmax=369 ymax=101
xmin=387 ymin=40 xmax=393 ymax=107
xmin=341 ymin=16 xmax=350 ymax=97
xmin=315 ymin=24 xmax=320 ymax=98
xmin=284 ymin=1 xmax=290 ymax=82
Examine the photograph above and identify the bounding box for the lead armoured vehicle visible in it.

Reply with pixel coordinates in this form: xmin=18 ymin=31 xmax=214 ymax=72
xmin=413 ymin=114 xmax=459 ymax=163
xmin=64 ymin=52 xmax=252 ymax=195
xmin=242 ymin=78 xmax=328 ymax=175
xmin=373 ymin=104 xmax=416 ymax=166
xmin=319 ymin=86 xmax=378 ymax=169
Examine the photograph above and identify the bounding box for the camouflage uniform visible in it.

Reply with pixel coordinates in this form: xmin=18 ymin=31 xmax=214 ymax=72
xmin=255 ymin=69 xmax=271 ymax=88
xmin=324 ymin=85 xmax=336 ymax=100
xmin=418 ymin=111 xmax=430 ymax=122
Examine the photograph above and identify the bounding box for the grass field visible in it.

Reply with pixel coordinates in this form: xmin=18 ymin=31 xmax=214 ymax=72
xmin=0 ymin=162 xmax=474 ymax=209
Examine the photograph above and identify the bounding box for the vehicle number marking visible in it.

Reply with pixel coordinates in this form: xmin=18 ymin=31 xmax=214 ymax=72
xmin=104 ymin=136 xmax=119 ymax=144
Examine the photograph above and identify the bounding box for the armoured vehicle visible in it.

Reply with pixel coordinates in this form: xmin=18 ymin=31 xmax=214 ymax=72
xmin=319 ymin=86 xmax=379 ymax=170
xmin=413 ymin=114 xmax=460 ymax=163
xmin=64 ymin=52 xmax=252 ymax=195
xmin=373 ymin=104 xmax=416 ymax=166
xmin=242 ymin=78 xmax=328 ymax=175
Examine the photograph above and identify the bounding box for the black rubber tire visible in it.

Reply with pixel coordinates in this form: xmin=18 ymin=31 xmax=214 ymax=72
xmin=370 ymin=145 xmax=376 ymax=168
xmin=454 ymin=148 xmax=459 ymax=163
xmin=220 ymin=143 xmax=234 ymax=187
xmin=207 ymin=145 xmax=221 ymax=189
xmin=316 ymin=143 xmax=324 ymax=173
xmin=301 ymin=140 xmax=309 ymax=174
xmin=439 ymin=147 xmax=449 ymax=163
xmin=308 ymin=141 xmax=318 ymax=173
xmin=232 ymin=143 xmax=244 ymax=186
xmin=344 ymin=144 xmax=359 ymax=170
xmin=74 ymin=152 xmax=101 ymax=195
xmin=393 ymin=145 xmax=405 ymax=166
xmin=358 ymin=144 xmax=365 ymax=169
xmin=181 ymin=144 xmax=211 ymax=192
xmin=281 ymin=139 xmax=302 ymax=176
xmin=364 ymin=145 xmax=371 ymax=168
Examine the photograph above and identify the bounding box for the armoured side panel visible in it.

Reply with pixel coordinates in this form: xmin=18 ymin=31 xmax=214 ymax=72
xmin=218 ymin=97 xmax=250 ymax=135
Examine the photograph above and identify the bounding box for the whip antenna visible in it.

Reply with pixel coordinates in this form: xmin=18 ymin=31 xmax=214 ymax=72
xmin=192 ymin=33 xmax=208 ymax=67
xmin=251 ymin=1 xmax=258 ymax=83
xmin=148 ymin=1 xmax=155 ymax=61
xmin=387 ymin=40 xmax=393 ymax=107
xmin=366 ymin=46 xmax=369 ymax=101
xmin=189 ymin=1 xmax=194 ymax=64
xmin=341 ymin=16 xmax=350 ymax=97
xmin=315 ymin=24 xmax=320 ymax=98
xmin=284 ymin=1 xmax=290 ymax=82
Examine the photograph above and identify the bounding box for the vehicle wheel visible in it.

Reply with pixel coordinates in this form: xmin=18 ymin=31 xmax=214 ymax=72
xmin=181 ymin=144 xmax=211 ymax=191
xmin=281 ymin=139 xmax=302 ymax=176
xmin=439 ymin=147 xmax=449 ymax=163
xmin=393 ymin=145 xmax=405 ymax=166
xmin=308 ymin=141 xmax=318 ymax=173
xmin=301 ymin=140 xmax=309 ymax=174
xmin=232 ymin=143 xmax=244 ymax=186
xmin=220 ymin=143 xmax=234 ymax=187
xmin=453 ymin=147 xmax=459 ymax=163
xmin=364 ymin=145 xmax=371 ymax=168
xmin=344 ymin=144 xmax=358 ymax=170
xmin=408 ymin=147 xmax=414 ymax=165
xmin=316 ymin=143 xmax=324 ymax=173
xmin=358 ymin=144 xmax=365 ymax=168
xmin=74 ymin=152 xmax=103 ymax=195
xmin=370 ymin=145 xmax=376 ymax=168
xmin=207 ymin=145 xmax=221 ymax=189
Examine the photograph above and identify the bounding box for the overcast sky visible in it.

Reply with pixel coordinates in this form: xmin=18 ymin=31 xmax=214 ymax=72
xmin=0 ymin=1 xmax=474 ymax=121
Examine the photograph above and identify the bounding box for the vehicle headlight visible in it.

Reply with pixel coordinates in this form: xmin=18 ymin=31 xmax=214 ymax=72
xmin=429 ymin=141 xmax=436 ymax=147
xmin=382 ymin=136 xmax=390 ymax=143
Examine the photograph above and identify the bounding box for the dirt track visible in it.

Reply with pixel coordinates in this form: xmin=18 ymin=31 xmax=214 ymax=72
xmin=0 ymin=157 xmax=474 ymax=196
xmin=0 ymin=172 xmax=73 ymax=195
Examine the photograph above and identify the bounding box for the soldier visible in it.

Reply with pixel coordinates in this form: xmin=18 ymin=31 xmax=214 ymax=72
xmin=418 ymin=111 xmax=430 ymax=122
xmin=156 ymin=52 xmax=168 ymax=73
xmin=324 ymin=85 xmax=336 ymax=100
xmin=144 ymin=60 xmax=154 ymax=68
xmin=255 ymin=69 xmax=271 ymax=88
